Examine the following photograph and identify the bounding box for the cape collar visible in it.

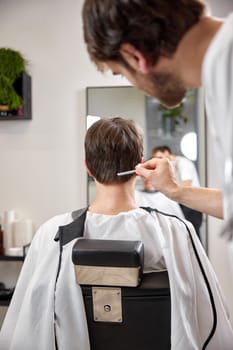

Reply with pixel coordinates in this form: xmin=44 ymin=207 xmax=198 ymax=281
xmin=54 ymin=207 xmax=88 ymax=246
xmin=54 ymin=206 xmax=153 ymax=246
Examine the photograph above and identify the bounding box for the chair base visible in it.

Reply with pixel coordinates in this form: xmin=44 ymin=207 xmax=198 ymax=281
xmin=81 ymin=272 xmax=171 ymax=350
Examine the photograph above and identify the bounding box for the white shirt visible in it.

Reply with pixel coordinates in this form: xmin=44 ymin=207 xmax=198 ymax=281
xmin=203 ymin=13 xmax=233 ymax=237
xmin=174 ymin=156 xmax=200 ymax=187
xmin=0 ymin=208 xmax=233 ymax=350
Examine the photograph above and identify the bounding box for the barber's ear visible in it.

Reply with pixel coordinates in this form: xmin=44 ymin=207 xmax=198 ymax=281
xmin=120 ymin=43 xmax=150 ymax=74
xmin=84 ymin=160 xmax=93 ymax=177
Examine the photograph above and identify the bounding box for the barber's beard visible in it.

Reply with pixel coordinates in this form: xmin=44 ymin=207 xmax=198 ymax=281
xmin=135 ymin=71 xmax=187 ymax=108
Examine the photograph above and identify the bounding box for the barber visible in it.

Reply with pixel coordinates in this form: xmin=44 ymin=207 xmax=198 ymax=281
xmin=82 ymin=0 xmax=233 ymax=238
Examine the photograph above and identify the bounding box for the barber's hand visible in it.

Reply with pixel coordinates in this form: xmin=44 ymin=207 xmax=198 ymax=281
xmin=135 ymin=158 xmax=178 ymax=198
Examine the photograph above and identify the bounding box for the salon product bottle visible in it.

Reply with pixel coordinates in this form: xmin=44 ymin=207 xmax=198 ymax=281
xmin=3 ymin=210 xmax=15 ymax=254
xmin=0 ymin=224 xmax=4 ymax=255
xmin=12 ymin=219 xmax=33 ymax=247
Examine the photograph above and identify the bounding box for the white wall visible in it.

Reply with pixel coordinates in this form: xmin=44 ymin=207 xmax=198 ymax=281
xmin=207 ymin=0 xmax=233 ymax=17
xmin=0 ymin=0 xmax=129 ymax=230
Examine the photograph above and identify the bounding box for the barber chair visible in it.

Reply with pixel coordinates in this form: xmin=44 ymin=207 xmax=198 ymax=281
xmin=72 ymin=239 xmax=171 ymax=350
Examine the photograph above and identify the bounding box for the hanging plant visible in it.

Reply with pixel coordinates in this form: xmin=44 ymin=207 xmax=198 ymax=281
xmin=0 ymin=48 xmax=27 ymax=110
xmin=158 ymin=101 xmax=188 ymax=125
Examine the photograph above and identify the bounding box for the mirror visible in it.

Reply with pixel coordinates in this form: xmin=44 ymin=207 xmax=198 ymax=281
xmin=86 ymin=86 xmax=207 ymax=248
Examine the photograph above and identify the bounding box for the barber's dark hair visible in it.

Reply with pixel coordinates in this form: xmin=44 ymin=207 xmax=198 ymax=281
xmin=82 ymin=0 xmax=206 ymax=69
xmin=85 ymin=117 xmax=143 ymax=184
xmin=152 ymin=145 xmax=172 ymax=156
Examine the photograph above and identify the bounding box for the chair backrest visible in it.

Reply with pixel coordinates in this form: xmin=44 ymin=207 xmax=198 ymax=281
xmin=72 ymin=238 xmax=171 ymax=350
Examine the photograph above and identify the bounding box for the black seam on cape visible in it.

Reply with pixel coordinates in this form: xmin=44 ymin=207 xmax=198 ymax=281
xmin=142 ymin=207 xmax=217 ymax=349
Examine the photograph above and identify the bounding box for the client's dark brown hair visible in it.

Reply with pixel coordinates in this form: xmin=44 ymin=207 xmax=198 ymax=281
xmin=85 ymin=117 xmax=143 ymax=184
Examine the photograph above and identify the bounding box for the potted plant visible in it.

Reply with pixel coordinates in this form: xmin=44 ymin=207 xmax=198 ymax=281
xmin=0 ymin=48 xmax=27 ymax=111
xmin=158 ymin=91 xmax=195 ymax=134
xmin=158 ymin=101 xmax=188 ymax=126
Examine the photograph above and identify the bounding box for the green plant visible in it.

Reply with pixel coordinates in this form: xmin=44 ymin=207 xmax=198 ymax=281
xmin=158 ymin=90 xmax=196 ymax=126
xmin=0 ymin=75 xmax=23 ymax=109
xmin=0 ymin=48 xmax=27 ymax=110
xmin=158 ymin=101 xmax=188 ymax=125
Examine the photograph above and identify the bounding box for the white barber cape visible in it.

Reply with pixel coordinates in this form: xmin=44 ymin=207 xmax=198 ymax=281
xmin=0 ymin=207 xmax=233 ymax=350
xmin=135 ymin=190 xmax=185 ymax=218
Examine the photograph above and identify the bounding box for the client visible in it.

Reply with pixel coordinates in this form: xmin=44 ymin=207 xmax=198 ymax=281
xmin=0 ymin=117 xmax=233 ymax=350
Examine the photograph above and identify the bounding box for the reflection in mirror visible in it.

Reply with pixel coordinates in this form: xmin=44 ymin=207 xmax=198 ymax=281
xmin=86 ymin=86 xmax=207 ymax=249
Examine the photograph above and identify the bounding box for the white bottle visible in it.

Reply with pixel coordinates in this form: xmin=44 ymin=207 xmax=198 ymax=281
xmin=12 ymin=219 xmax=33 ymax=247
xmin=3 ymin=210 xmax=15 ymax=255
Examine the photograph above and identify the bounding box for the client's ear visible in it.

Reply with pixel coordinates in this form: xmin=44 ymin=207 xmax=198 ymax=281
xmin=120 ymin=43 xmax=150 ymax=74
xmin=84 ymin=160 xmax=93 ymax=177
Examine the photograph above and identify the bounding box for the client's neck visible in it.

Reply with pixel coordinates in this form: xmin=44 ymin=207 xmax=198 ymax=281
xmin=89 ymin=180 xmax=138 ymax=215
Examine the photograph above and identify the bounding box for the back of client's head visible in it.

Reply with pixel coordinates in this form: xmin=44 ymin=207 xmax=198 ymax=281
xmin=85 ymin=117 xmax=143 ymax=184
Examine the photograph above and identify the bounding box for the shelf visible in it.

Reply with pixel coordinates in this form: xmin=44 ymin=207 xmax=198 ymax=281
xmin=0 ymin=243 xmax=30 ymax=261
xmin=0 ymin=298 xmax=12 ymax=306
xmin=0 ymin=288 xmax=15 ymax=306
xmin=0 ymin=255 xmax=24 ymax=261
xmin=0 ymin=245 xmax=30 ymax=307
